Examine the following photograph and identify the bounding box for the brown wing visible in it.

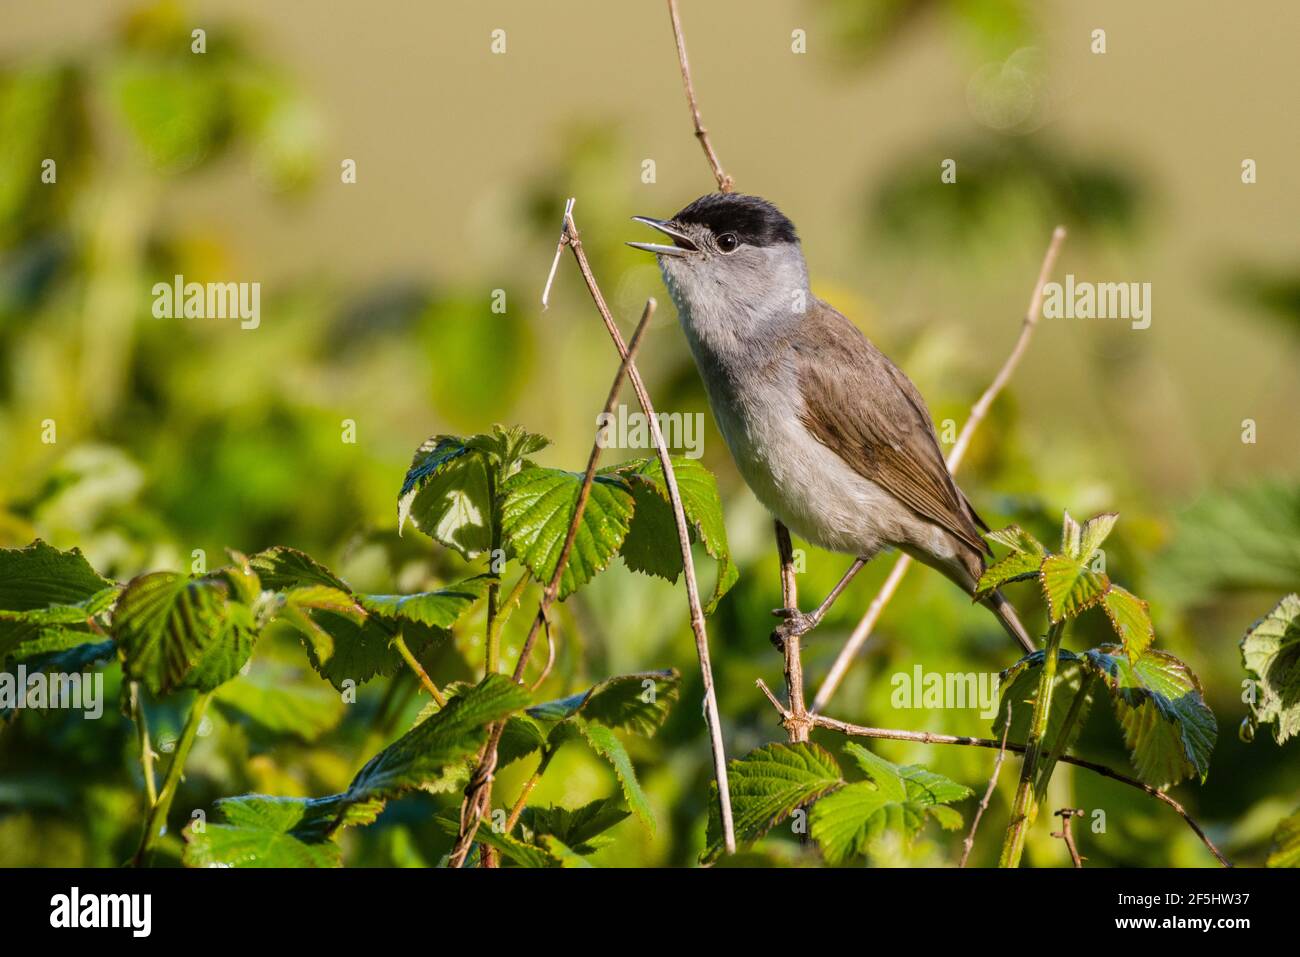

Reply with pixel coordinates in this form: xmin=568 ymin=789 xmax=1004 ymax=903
xmin=793 ymin=300 xmax=990 ymax=556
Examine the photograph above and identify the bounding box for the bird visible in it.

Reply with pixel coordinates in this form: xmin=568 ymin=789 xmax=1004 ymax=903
xmin=628 ymin=192 xmax=1035 ymax=654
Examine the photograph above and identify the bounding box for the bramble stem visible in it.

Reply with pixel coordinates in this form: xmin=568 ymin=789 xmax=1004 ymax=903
xmin=999 ymin=621 xmax=1065 ymax=867
xmin=128 ymin=681 xmax=158 ymax=808
xmin=131 ymin=689 xmax=212 ymax=866
xmin=393 ymin=630 xmax=446 ymax=706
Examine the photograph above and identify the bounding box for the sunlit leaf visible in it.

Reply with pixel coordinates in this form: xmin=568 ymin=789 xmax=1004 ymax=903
xmin=1240 ymin=594 xmax=1300 ymax=745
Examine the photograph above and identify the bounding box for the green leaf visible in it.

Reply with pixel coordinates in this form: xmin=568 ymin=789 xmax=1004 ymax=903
xmin=994 ymin=649 xmax=1095 ymax=758
xmin=1268 ymin=805 xmax=1300 ymax=868
xmin=1039 ymin=553 xmax=1110 ymax=622
xmin=212 ymin=664 xmax=345 ymax=742
xmin=1102 ymin=585 xmax=1155 ymax=663
xmin=578 ymin=721 xmax=654 ymax=833
xmin=398 ymin=435 xmax=495 ymax=560
xmin=1060 ymin=510 xmax=1083 ymax=558
xmin=810 ymin=745 xmax=970 ymax=866
xmin=703 ymin=742 xmax=843 ymax=864
xmin=248 ymin=546 xmax=350 ymax=592
xmin=1079 ymin=512 xmax=1119 ymax=560
xmin=357 ymin=574 xmax=492 ymax=629
xmin=345 ymin=674 xmax=530 ymax=807
xmin=500 ymin=467 xmax=634 ymax=599
xmin=520 ymin=796 xmax=631 ymax=855
xmin=985 ymin=525 xmax=1047 ymax=555
xmin=1081 ymin=646 xmax=1217 ymax=788
xmin=464 ymin=425 xmax=550 ymax=479
xmin=273 ymin=585 xmax=358 ymax=665
xmin=1156 ymin=482 xmax=1300 ymax=606
xmin=614 ymin=457 xmax=737 ymax=614
xmin=182 ymin=793 xmax=382 ymax=868
xmin=541 ymin=836 xmax=594 ymax=867
xmin=1240 ymin=594 xmax=1300 ymax=745
xmin=112 ymin=572 xmax=254 ymax=695
xmin=0 ymin=540 xmax=113 ymax=612
xmin=533 ymin=669 xmax=680 ymax=737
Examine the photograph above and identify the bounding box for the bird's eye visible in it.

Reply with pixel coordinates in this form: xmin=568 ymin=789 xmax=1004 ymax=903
xmin=716 ymin=232 xmax=739 ymax=253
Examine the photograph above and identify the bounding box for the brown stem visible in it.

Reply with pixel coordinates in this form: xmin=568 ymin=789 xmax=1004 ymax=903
xmin=959 ymin=706 xmax=1011 ymax=867
xmin=447 ymin=294 xmax=660 ymax=867
xmin=666 ymin=0 xmax=733 ymax=192
xmin=774 ymin=521 xmax=810 ymax=743
xmin=812 ymin=226 xmax=1068 ymax=713
xmin=1052 ymin=808 xmax=1086 ymax=867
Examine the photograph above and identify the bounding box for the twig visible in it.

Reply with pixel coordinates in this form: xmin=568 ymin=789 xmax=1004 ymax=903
xmin=666 ymin=0 xmax=733 ymax=192
xmin=812 ymin=226 xmax=1068 ymax=713
xmin=561 ymin=209 xmax=736 ymax=854
xmin=448 ymin=295 xmax=658 ymax=867
xmin=392 ymin=630 xmax=446 ymax=707
xmin=960 ymin=706 xmax=1010 ymax=867
xmin=1052 ymin=808 xmax=1086 ymax=867
xmin=131 ymin=689 xmax=213 ymax=867
xmin=541 ymin=197 xmax=576 ymax=309
xmin=774 ymin=521 xmax=811 ymax=743
xmin=128 ymin=681 xmax=158 ymax=808
xmin=794 ymin=709 xmax=1229 ymax=867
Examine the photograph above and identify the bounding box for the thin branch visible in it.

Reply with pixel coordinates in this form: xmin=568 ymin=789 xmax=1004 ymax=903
xmin=666 ymin=0 xmax=733 ymax=192
xmin=812 ymin=226 xmax=1068 ymax=714
xmin=131 ymin=690 xmax=213 ymax=867
xmin=561 ymin=208 xmax=737 ymax=853
xmin=541 ymin=197 xmax=576 ymax=309
xmin=960 ymin=707 xmax=1011 ymax=867
xmin=774 ymin=521 xmax=811 ymax=743
xmin=128 ymin=681 xmax=158 ymax=808
xmin=1051 ymin=808 xmax=1086 ymax=868
xmin=799 ymin=710 xmax=1230 ymax=867
xmin=392 ymin=631 xmax=446 ymax=707
xmin=448 ymin=295 xmax=658 ymax=867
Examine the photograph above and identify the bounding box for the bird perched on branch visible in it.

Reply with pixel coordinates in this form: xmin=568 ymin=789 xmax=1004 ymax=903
xmin=629 ymin=192 xmax=1035 ymax=653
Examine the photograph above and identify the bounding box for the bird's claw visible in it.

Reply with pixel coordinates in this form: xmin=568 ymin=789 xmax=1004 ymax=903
xmin=769 ymin=607 xmax=817 ymax=650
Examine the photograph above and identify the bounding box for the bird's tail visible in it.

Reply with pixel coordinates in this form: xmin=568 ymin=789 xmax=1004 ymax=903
xmin=982 ymin=589 xmax=1036 ymax=655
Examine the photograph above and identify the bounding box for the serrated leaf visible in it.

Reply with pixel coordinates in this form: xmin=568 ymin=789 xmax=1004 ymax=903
xmin=345 ymin=674 xmax=530 ymax=806
xmin=810 ymin=746 xmax=970 ymax=866
xmin=1240 ymin=594 xmax=1300 ymax=745
xmin=579 ymin=721 xmax=654 ymax=833
xmin=248 ymin=546 xmax=349 ymax=591
xmin=994 ymin=649 xmax=1095 ymax=758
xmin=1268 ymin=806 xmax=1300 ymax=868
xmin=977 ymin=550 xmax=1044 ymax=595
xmin=1081 ymin=646 xmax=1217 ymax=788
xmin=1079 ymin=512 xmax=1119 ymax=560
xmin=1061 ymin=510 xmax=1083 ymax=558
xmin=541 ymin=836 xmax=594 ymax=867
xmin=613 ymin=456 xmax=737 ymax=614
xmin=182 ymin=793 xmax=381 ymax=869
xmin=521 ymin=796 xmax=631 ymax=854
xmin=1040 ymin=553 xmax=1110 ymax=622
xmin=357 ymin=574 xmax=492 ymax=629
xmin=0 ymin=540 xmax=113 ymax=611
xmin=501 ymin=467 xmax=634 ymax=598
xmin=560 ymin=669 xmax=680 ymax=737
xmin=112 ymin=572 xmax=254 ymax=695
xmin=464 ymin=425 xmax=550 ymax=480
xmin=1102 ymin=585 xmax=1155 ymax=663
xmin=703 ymin=742 xmax=843 ymax=864
xmin=985 ymin=525 xmax=1047 ymax=556
xmin=398 ymin=436 xmax=495 ymax=559
xmin=212 ymin=664 xmax=345 ymax=741
xmin=497 ymin=714 xmax=549 ymax=767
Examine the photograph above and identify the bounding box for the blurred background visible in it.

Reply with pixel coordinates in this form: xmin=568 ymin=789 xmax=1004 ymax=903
xmin=1 ymin=0 xmax=1297 ymax=867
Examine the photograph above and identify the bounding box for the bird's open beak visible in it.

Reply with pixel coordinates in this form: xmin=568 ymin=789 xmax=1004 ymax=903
xmin=626 ymin=216 xmax=697 ymax=257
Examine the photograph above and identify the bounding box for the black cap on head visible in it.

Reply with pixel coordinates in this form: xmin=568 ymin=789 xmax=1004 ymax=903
xmin=672 ymin=193 xmax=798 ymax=247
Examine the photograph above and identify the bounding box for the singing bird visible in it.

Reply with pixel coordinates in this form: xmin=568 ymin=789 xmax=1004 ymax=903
xmin=628 ymin=192 xmax=1035 ymax=653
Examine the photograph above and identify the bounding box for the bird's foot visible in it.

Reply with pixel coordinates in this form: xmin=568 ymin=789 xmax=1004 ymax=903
xmin=770 ymin=607 xmax=818 ymax=650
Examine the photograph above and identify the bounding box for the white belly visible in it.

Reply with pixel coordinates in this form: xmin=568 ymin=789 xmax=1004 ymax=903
xmin=707 ymin=381 xmax=934 ymax=559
